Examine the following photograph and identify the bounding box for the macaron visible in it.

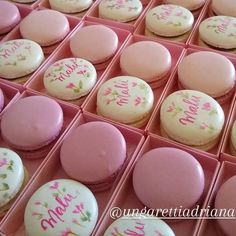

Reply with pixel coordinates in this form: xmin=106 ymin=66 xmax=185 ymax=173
xmin=0 ymin=39 xmax=44 ymax=80
xmin=177 ymin=51 xmax=236 ymax=104
xmin=214 ymin=175 xmax=236 ymax=236
xmin=24 ymin=179 xmax=98 ymax=236
xmin=43 ymin=58 xmax=97 ymax=101
xmin=230 ymin=121 xmax=236 ymax=156
xmin=11 ymin=0 xmax=36 ymax=3
xmin=70 ymin=25 xmax=118 ymax=70
xmin=160 ymin=90 xmax=225 ymax=151
xmin=120 ymin=41 xmax=172 ymax=88
xmin=104 ymin=215 xmax=175 ymax=236
xmin=60 ymin=121 xmax=126 ymax=191
xmin=49 ymin=0 xmax=93 ymax=13
xmin=163 ymin=0 xmax=205 ymax=12
xmin=0 ymin=1 xmax=21 ymax=35
xmin=199 ymin=16 xmax=236 ymax=51
xmin=145 ymin=4 xmax=194 ymax=42
xmin=99 ymin=0 xmax=143 ymax=23
xmin=0 ymin=148 xmax=28 ymax=217
xmin=1 ymin=96 xmax=64 ymax=159
xmin=19 ymin=10 xmax=70 ymax=54
xmin=133 ymin=147 xmax=205 ymax=211
xmin=96 ymin=76 xmax=154 ymax=128
xmin=0 ymin=88 xmax=4 ymax=113
xmin=211 ymin=0 xmax=236 ymax=17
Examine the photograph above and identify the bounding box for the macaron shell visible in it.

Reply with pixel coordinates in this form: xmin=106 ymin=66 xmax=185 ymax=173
xmin=163 ymin=0 xmax=205 ymax=11
xmin=120 ymin=41 xmax=171 ymax=83
xmin=97 ymin=76 xmax=154 ymax=125
xmin=49 ymin=0 xmax=93 ymax=13
xmin=178 ymin=51 xmax=236 ymax=98
xmin=20 ymin=10 xmax=70 ymax=46
xmin=0 ymin=1 xmax=21 ymax=35
xmin=0 ymin=88 xmax=4 ymax=112
xmin=70 ymin=25 xmax=118 ymax=65
xmin=146 ymin=4 xmax=194 ymax=37
xmin=133 ymin=147 xmax=205 ymax=210
xmin=99 ymin=0 xmax=143 ymax=22
xmin=24 ymin=179 xmax=98 ymax=236
xmin=60 ymin=121 xmax=126 ymax=183
xmin=1 ymin=96 xmax=64 ymax=151
xmin=231 ymin=121 xmax=236 ymax=151
xmin=104 ymin=216 xmax=175 ymax=236
xmin=212 ymin=0 xmax=236 ymax=17
xmin=0 ymin=39 xmax=44 ymax=79
xmin=160 ymin=90 xmax=225 ymax=146
xmin=0 ymin=148 xmax=24 ymax=208
xmin=11 ymin=0 xmax=36 ymax=3
xmin=199 ymin=16 xmax=236 ymax=49
xmin=44 ymin=58 xmax=97 ymax=101
xmin=215 ymin=176 xmax=236 ymax=236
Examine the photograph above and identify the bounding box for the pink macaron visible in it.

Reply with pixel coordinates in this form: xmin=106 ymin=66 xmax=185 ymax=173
xmin=0 ymin=88 xmax=4 ymax=113
xmin=120 ymin=41 xmax=171 ymax=88
xmin=70 ymin=25 xmax=118 ymax=70
xmin=215 ymin=175 xmax=236 ymax=236
xmin=60 ymin=121 xmax=126 ymax=191
xmin=1 ymin=96 xmax=64 ymax=159
xmin=178 ymin=51 xmax=236 ymax=104
xmin=0 ymin=1 xmax=21 ymax=35
xmin=19 ymin=10 xmax=70 ymax=54
xmin=133 ymin=147 xmax=205 ymax=211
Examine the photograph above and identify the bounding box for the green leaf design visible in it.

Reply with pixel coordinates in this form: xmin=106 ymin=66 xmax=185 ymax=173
xmin=81 ymin=216 xmax=87 ymax=222
xmin=53 ymin=193 xmax=59 ymax=198
xmin=43 ymin=202 xmax=48 ymax=208
xmin=62 ymin=187 xmax=66 ymax=192
xmin=209 ymin=109 xmax=218 ymax=116
xmin=2 ymin=183 xmax=9 ymax=191
xmin=0 ymin=174 xmax=7 ymax=179
xmin=74 ymin=88 xmax=80 ymax=93
xmin=9 ymin=160 xmax=14 ymax=165
xmin=79 ymin=81 xmax=83 ymax=89
xmin=7 ymin=166 xmax=13 ymax=171
xmin=3 ymin=193 xmax=9 ymax=199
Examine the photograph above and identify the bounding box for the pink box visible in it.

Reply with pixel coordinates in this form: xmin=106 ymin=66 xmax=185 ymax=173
xmin=85 ymin=0 xmax=153 ymax=32
xmin=0 ymin=112 xmax=145 ymax=235
xmin=0 ymin=10 xmax=80 ymax=90
xmin=146 ymin=49 xmax=235 ymax=158
xmin=133 ymin=0 xmax=209 ymax=46
xmin=94 ymin=135 xmax=220 ymax=236
xmin=38 ymin=0 xmax=98 ymax=20
xmin=26 ymin=20 xmax=131 ymax=108
xmin=83 ymin=34 xmax=185 ymax=133
xmin=197 ymin=161 xmax=236 ymax=236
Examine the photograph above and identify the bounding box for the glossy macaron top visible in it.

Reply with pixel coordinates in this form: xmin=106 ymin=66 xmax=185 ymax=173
xmin=212 ymin=0 xmax=236 ymax=17
xmin=0 ymin=88 xmax=4 ymax=113
xmin=0 ymin=148 xmax=24 ymax=208
xmin=0 ymin=1 xmax=21 ymax=35
xmin=199 ymin=16 xmax=236 ymax=49
xmin=160 ymin=90 xmax=225 ymax=146
xmin=0 ymin=39 xmax=44 ymax=79
xmin=20 ymin=10 xmax=70 ymax=46
xmin=163 ymin=0 xmax=205 ymax=11
xmin=1 ymin=96 xmax=64 ymax=151
xmin=120 ymin=41 xmax=171 ymax=83
xmin=133 ymin=147 xmax=205 ymax=210
xmin=60 ymin=121 xmax=126 ymax=184
xmin=43 ymin=58 xmax=97 ymax=101
xmin=104 ymin=216 xmax=176 ymax=236
xmin=230 ymin=121 xmax=236 ymax=150
xmin=215 ymin=175 xmax=236 ymax=236
xmin=70 ymin=25 xmax=118 ymax=65
xmin=24 ymin=179 xmax=98 ymax=236
xmin=178 ymin=51 xmax=235 ymax=98
xmin=146 ymin=4 xmax=194 ymax=37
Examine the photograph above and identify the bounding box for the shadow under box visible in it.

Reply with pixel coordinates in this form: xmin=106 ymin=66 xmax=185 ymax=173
xmin=197 ymin=161 xmax=236 ymax=236
xmin=0 ymin=112 xmax=145 ymax=235
xmin=94 ymin=135 xmax=220 ymax=236
xmin=83 ymin=35 xmax=185 ymax=133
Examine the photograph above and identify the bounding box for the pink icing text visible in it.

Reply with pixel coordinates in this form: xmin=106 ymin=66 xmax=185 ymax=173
xmin=124 ymin=221 xmax=145 ymax=235
xmin=157 ymin=5 xmax=175 ymax=20
xmin=40 ymin=194 xmax=77 ymax=230
xmin=179 ymin=95 xmax=201 ymax=125
xmin=214 ymin=17 xmax=232 ymax=34
xmin=114 ymin=80 xmax=130 ymax=106
xmin=0 ymin=41 xmax=25 ymax=59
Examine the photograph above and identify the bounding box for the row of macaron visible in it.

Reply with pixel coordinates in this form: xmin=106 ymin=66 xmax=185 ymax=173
xmin=1 ymin=124 xmax=236 ymax=236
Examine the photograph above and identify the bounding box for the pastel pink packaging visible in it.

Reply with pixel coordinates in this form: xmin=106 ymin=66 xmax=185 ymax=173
xmin=94 ymin=135 xmax=220 ymax=236
xmin=83 ymin=34 xmax=185 ymax=132
xmin=0 ymin=112 xmax=144 ymax=235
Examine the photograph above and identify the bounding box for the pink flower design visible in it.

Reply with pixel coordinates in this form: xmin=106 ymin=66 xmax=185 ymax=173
xmin=155 ymin=230 xmax=165 ymax=236
xmin=49 ymin=181 xmax=59 ymax=190
xmin=34 ymin=201 xmax=41 ymax=205
xmin=167 ymin=102 xmax=175 ymax=112
xmin=73 ymin=203 xmax=84 ymax=214
xmin=200 ymin=122 xmax=209 ymax=130
xmin=66 ymin=83 xmax=76 ymax=89
xmin=111 ymin=227 xmax=123 ymax=236
xmin=134 ymin=96 xmax=142 ymax=106
xmin=0 ymin=158 xmax=7 ymax=167
xmin=202 ymin=102 xmax=211 ymax=111
xmin=72 ymin=218 xmax=77 ymax=224
xmin=175 ymin=11 xmax=183 ymax=17
xmin=77 ymin=69 xmax=87 ymax=75
xmin=132 ymin=82 xmax=137 ymax=87
xmin=105 ymin=99 xmax=112 ymax=105
xmin=32 ymin=212 xmax=39 ymax=216
xmin=61 ymin=228 xmax=73 ymax=236
xmin=103 ymin=87 xmax=112 ymax=96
